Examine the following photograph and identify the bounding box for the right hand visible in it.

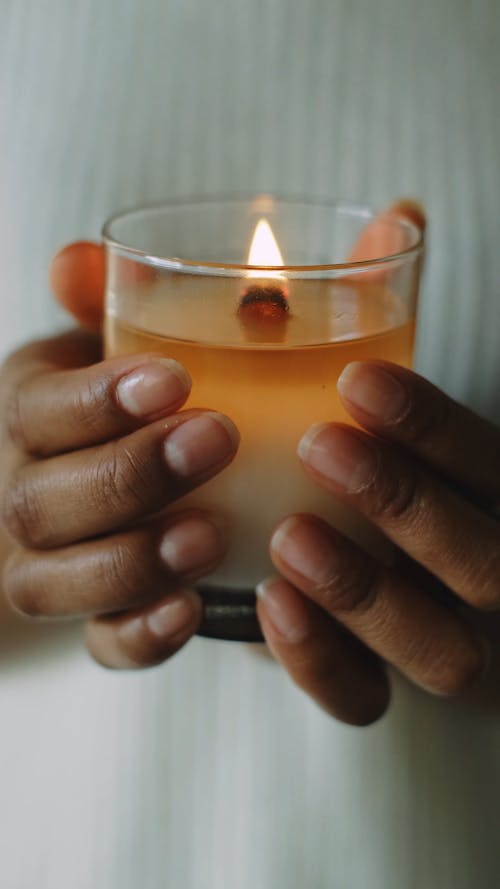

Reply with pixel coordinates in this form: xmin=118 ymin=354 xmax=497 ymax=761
xmin=0 ymin=245 xmax=240 ymax=668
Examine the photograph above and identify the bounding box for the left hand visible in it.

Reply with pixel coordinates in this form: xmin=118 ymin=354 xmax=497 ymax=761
xmin=256 ymin=361 xmax=500 ymax=725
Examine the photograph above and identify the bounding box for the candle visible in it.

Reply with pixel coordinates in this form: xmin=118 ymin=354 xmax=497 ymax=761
xmin=238 ymin=219 xmax=290 ymax=343
xmin=104 ymin=198 xmax=422 ymax=639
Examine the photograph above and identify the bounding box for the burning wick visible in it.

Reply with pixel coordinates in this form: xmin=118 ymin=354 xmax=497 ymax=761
xmin=237 ymin=219 xmax=290 ymax=341
xmin=239 ymin=283 xmax=289 ymax=320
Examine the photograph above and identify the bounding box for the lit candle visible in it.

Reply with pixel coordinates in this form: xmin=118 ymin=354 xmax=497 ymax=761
xmin=104 ymin=198 xmax=422 ymax=639
xmin=237 ymin=220 xmax=290 ymax=343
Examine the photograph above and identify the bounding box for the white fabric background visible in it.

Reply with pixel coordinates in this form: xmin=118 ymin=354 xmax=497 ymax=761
xmin=0 ymin=1 xmax=499 ymax=887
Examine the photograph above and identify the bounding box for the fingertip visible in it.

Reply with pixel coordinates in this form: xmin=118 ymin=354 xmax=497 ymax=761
xmin=256 ymin=575 xmax=311 ymax=644
xmin=114 ymin=358 xmax=192 ymax=419
xmin=85 ymin=589 xmax=201 ymax=670
xmin=387 ymin=198 xmax=426 ymax=232
xmin=144 ymin=588 xmax=203 ymax=639
xmin=50 ymin=241 xmax=105 ymax=331
xmin=256 ymin=575 xmax=392 ymax=727
xmin=343 ymin=679 xmax=391 ymax=727
xmin=337 ymin=360 xmax=409 ymax=425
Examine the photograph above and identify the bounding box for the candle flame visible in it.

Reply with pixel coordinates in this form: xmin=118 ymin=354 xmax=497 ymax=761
xmin=247 ymin=219 xmax=284 ymax=279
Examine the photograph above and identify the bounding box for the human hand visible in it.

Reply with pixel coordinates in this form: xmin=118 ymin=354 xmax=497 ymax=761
xmin=256 ymin=360 xmax=500 ymax=724
xmin=0 ymin=326 xmax=239 ymax=669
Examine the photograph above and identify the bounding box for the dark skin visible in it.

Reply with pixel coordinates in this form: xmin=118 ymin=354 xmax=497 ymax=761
xmin=1 ymin=200 xmax=499 ymax=725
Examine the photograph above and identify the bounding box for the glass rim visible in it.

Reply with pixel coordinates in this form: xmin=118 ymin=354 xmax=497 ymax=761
xmin=102 ymin=194 xmax=424 ymax=278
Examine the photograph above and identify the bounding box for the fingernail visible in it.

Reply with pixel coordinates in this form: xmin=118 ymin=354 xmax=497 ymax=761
xmin=337 ymin=362 xmax=408 ymax=423
xmin=298 ymin=424 xmax=376 ymax=492
xmin=270 ymin=516 xmax=340 ymax=588
xmin=159 ymin=516 xmax=226 ymax=576
xmin=116 ymin=360 xmax=191 ymax=417
xmin=147 ymin=590 xmax=202 ymax=638
xmin=164 ymin=413 xmax=239 ymax=478
xmin=256 ymin=577 xmax=310 ymax=643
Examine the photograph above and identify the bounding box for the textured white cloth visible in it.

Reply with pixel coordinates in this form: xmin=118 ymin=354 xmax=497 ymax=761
xmin=0 ymin=1 xmax=499 ymax=887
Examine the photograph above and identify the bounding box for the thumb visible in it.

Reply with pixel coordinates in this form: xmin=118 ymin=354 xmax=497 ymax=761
xmin=49 ymin=241 xmax=105 ymax=331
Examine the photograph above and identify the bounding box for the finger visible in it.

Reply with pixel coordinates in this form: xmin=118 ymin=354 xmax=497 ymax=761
xmin=85 ymin=588 xmax=202 ymax=669
xmin=298 ymin=423 xmax=500 ymax=611
xmin=1 ymin=329 xmax=102 ymax=391
xmin=3 ymin=511 xmax=225 ymax=618
xmin=256 ymin=576 xmax=390 ymax=725
xmin=337 ymin=360 xmax=500 ymax=504
xmin=3 ymin=412 xmax=239 ymax=549
xmin=50 ymin=242 xmax=105 ymax=331
xmin=270 ymin=515 xmax=489 ymax=696
xmin=5 ymin=348 xmax=192 ymax=457
xmin=347 ymin=198 xmax=426 ymax=264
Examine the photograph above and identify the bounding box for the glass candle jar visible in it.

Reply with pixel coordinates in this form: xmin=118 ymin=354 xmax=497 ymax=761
xmin=103 ymin=196 xmax=423 ymax=641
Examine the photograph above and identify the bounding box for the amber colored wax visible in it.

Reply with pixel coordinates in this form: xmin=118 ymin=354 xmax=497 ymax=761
xmin=106 ymin=277 xmax=415 ymax=589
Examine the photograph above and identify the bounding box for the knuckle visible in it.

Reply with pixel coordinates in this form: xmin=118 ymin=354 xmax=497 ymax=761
xmin=318 ymin=559 xmax=379 ymax=616
xmin=467 ymin=548 xmax=500 ymax=611
xmin=1 ymin=474 xmax=51 ymax=547
xmin=91 ymin=444 xmax=156 ymax=515
xmin=100 ymin=542 xmax=146 ymax=608
xmin=398 ymin=386 xmax=452 ymax=446
xmin=73 ymin=374 xmax=116 ymax=437
xmin=4 ymin=381 xmax=30 ymax=451
xmin=406 ymin=629 xmax=484 ymax=697
xmin=427 ymin=645 xmax=483 ymax=696
xmin=370 ymin=462 xmax=422 ymax=526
